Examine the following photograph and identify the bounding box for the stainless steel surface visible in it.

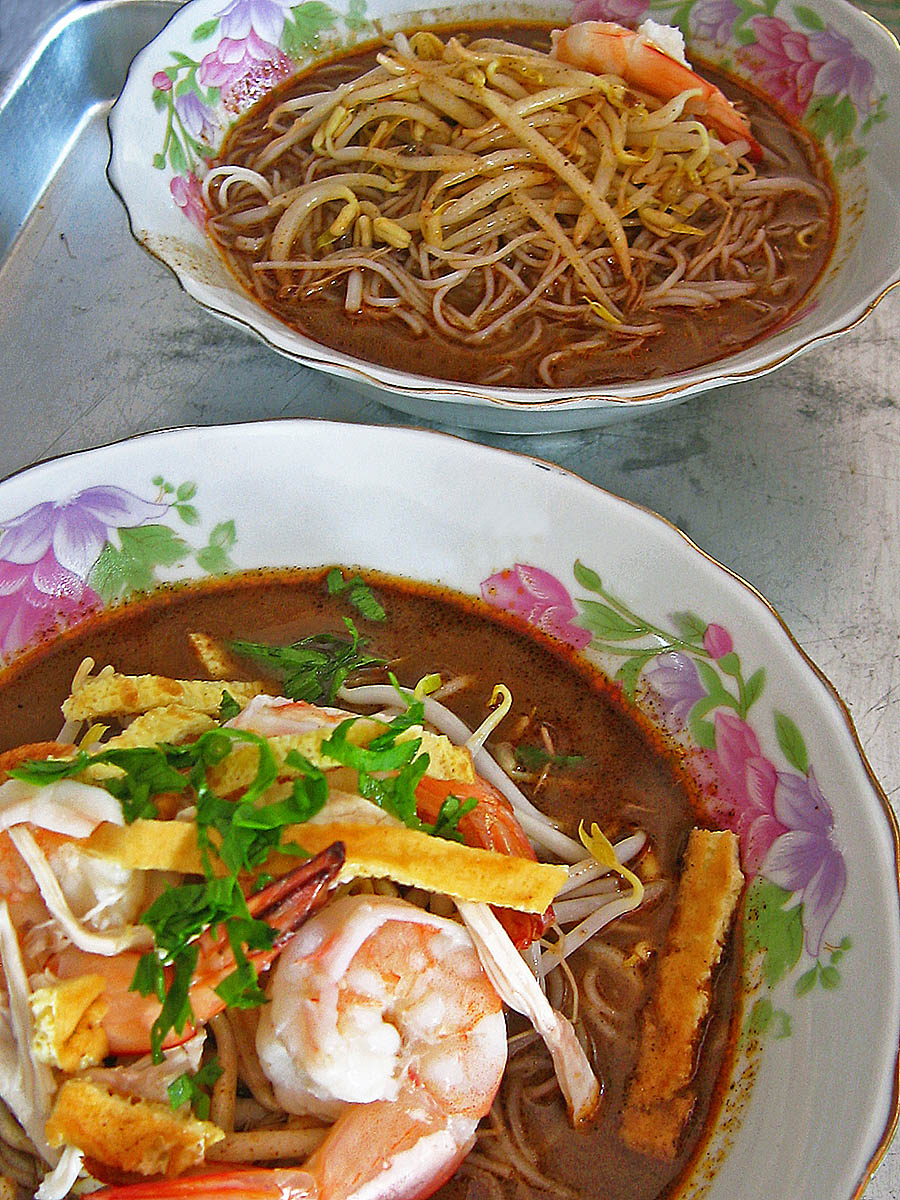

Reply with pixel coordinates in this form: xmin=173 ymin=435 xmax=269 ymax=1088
xmin=1 ymin=0 xmax=899 ymax=1194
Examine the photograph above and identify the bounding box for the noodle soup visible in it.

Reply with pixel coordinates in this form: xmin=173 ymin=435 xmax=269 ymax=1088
xmin=202 ymin=24 xmax=836 ymax=389
xmin=0 ymin=569 xmax=743 ymax=1200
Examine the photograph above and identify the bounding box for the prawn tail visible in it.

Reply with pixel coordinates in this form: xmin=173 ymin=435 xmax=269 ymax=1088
xmin=704 ymin=92 xmax=764 ymax=161
xmin=197 ymin=842 xmax=347 ymax=990
xmin=95 ymin=1167 xmax=317 ymax=1199
xmin=245 ymin=841 xmax=347 ymax=947
xmin=493 ymin=907 xmax=548 ymax=950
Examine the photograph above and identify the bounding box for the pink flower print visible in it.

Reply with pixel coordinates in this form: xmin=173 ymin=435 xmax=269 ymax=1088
xmin=703 ymin=622 xmax=733 ymax=659
xmin=0 ymin=487 xmax=169 ymax=659
xmin=644 ymin=651 xmax=705 ymax=731
xmin=744 ymin=17 xmax=822 ymax=116
xmin=806 ymin=26 xmax=875 ymax=112
xmin=152 ymin=70 xmax=173 ymax=92
xmin=198 ymin=28 xmax=294 ymax=109
xmin=171 ymin=173 xmax=208 ymax=231
xmin=690 ymin=0 xmax=739 ymax=45
xmin=707 ymin=710 xmax=788 ymax=874
xmin=570 ymin=0 xmax=648 ymax=25
xmin=763 ymin=768 xmax=846 ymax=957
xmin=481 ymin=565 xmax=591 ymax=650
xmin=0 ymin=552 xmax=101 ymax=661
xmin=745 ymin=17 xmax=876 ymax=117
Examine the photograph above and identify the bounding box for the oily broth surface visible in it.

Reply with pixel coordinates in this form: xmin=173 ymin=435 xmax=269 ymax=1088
xmin=0 ymin=569 xmax=739 ymax=1199
xmin=209 ymin=25 xmax=837 ymax=389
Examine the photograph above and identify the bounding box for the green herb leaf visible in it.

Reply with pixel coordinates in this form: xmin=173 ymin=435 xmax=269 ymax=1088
xmin=425 ymin=792 xmax=478 ymax=842
xmin=231 ymin=619 xmax=384 ymax=703
xmin=134 ymin=878 xmax=275 ymax=1060
xmin=514 ymin=744 xmax=584 ymax=770
xmin=359 ymin=753 xmax=429 ymax=828
xmin=326 ymin=568 xmax=386 ymax=621
xmin=10 ymin=745 xmax=189 ymax=823
xmin=131 ymin=943 xmax=199 ymax=1063
xmin=168 ymin=1059 xmax=223 ymax=1120
xmin=322 ymin=717 xmax=420 ymax=774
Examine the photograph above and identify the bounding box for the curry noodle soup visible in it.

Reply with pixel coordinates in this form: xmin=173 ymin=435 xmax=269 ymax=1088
xmin=201 ymin=24 xmax=837 ymax=388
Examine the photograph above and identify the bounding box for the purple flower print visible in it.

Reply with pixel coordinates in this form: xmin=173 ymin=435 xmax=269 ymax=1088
xmin=171 ymin=173 xmax=208 ymax=231
xmin=198 ymin=28 xmax=284 ymax=88
xmin=690 ymin=0 xmax=739 ymax=45
xmin=805 ymin=26 xmax=875 ymax=112
xmin=707 ymin=710 xmax=788 ymax=874
xmin=745 ymin=17 xmax=875 ymax=116
xmin=763 ymin=769 xmax=846 ymax=956
xmin=0 ymin=487 xmax=169 ymax=659
xmin=215 ymin=0 xmax=294 ymax=44
xmin=570 ymin=0 xmax=648 ymax=25
xmin=481 ymin=565 xmax=591 ymax=651
xmin=176 ymin=92 xmax=218 ymax=143
xmin=644 ymin=651 xmax=705 ymax=729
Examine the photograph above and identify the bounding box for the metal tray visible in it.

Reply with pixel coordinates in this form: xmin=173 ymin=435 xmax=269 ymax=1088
xmin=0 ymin=0 xmax=396 ymax=485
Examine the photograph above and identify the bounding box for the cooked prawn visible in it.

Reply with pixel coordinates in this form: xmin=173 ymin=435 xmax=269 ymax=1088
xmin=97 ymin=893 xmax=507 ymax=1200
xmin=227 ymin=696 xmax=359 ymax=737
xmin=551 ymin=20 xmax=763 ymax=160
xmin=233 ymin=695 xmax=553 ymax=946
xmin=0 ymin=758 xmax=131 ymax=936
xmin=52 ymin=845 xmax=345 ymax=1056
xmin=415 ymin=773 xmax=551 ymax=948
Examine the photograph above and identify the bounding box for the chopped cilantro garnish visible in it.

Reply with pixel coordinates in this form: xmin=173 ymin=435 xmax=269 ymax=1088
xmin=514 ymin=744 xmax=584 ymax=771
xmin=132 ymin=875 xmax=277 ymax=1060
xmin=12 ymin=649 xmax=476 ymax=1063
xmin=230 ymin=618 xmax=384 ymax=703
xmin=322 ymin=703 xmax=474 ymax=842
xmin=326 ymin=568 xmax=386 ymax=622
xmin=427 ymin=792 xmax=479 ymax=842
xmin=358 ymin=753 xmax=430 ymax=828
xmin=168 ymin=1059 xmax=223 ymax=1120
xmin=322 ymin=716 xmax=420 ymax=774
xmin=9 ymin=745 xmax=189 ymax=823
xmin=218 ymin=689 xmax=241 ymax=722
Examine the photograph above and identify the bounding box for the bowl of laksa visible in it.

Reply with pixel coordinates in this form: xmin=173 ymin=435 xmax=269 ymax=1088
xmin=107 ymin=0 xmax=900 ymax=430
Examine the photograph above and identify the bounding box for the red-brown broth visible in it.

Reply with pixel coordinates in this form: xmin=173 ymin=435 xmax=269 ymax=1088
xmin=206 ymin=24 xmax=837 ymax=389
xmin=0 ymin=569 xmax=741 ymax=1199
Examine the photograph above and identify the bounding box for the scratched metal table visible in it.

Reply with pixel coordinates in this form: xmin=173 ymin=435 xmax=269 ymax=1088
xmin=1 ymin=0 xmax=899 ymax=1195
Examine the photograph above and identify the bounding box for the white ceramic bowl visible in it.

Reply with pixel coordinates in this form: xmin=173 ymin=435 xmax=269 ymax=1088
xmin=106 ymin=0 xmax=900 ymax=432
xmin=0 ymin=419 xmax=897 ymax=1196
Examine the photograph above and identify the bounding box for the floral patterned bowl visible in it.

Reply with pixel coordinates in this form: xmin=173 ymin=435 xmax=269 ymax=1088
xmin=106 ymin=0 xmax=900 ymax=432
xmin=0 ymin=419 xmax=897 ymax=1195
